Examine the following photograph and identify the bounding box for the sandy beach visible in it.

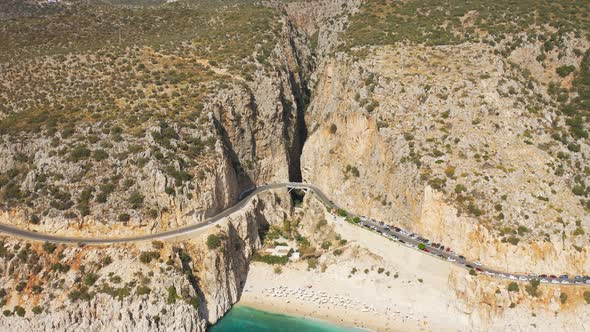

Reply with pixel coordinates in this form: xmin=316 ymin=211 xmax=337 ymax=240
xmin=237 ymin=214 xmax=466 ymax=332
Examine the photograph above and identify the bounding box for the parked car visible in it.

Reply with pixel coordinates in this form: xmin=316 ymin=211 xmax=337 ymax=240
xmin=559 ymin=275 xmax=569 ymax=279
xmin=518 ymin=276 xmax=528 ymax=281
xmin=447 ymin=257 xmax=456 ymax=262
xmin=465 ymin=264 xmax=474 ymax=269
xmin=549 ymin=275 xmax=557 ymax=279
xmin=508 ymin=275 xmax=517 ymax=280
xmin=551 ymin=279 xmax=560 ymax=284
xmin=575 ymin=276 xmax=583 ymax=281
xmin=458 ymin=255 xmax=466 ymax=260
xmin=474 ymin=261 xmax=482 ymax=266
xmin=475 ymin=268 xmax=483 ymax=272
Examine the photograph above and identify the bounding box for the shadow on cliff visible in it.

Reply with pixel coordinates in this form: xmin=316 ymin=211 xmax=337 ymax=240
xmin=212 ymin=116 xmax=255 ymax=191
xmin=191 ymin=198 xmax=279 ymax=326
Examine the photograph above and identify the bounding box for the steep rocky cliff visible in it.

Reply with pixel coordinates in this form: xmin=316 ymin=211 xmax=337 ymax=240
xmin=302 ymin=42 xmax=589 ymax=273
xmin=1 ymin=0 xmax=590 ymax=331
xmin=0 ymin=189 xmax=293 ymax=330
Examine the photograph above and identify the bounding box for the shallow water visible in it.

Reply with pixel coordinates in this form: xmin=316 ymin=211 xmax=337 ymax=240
xmin=208 ymin=305 xmax=365 ymax=332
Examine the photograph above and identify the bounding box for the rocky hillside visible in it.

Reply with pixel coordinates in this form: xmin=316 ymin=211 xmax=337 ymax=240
xmin=0 ymin=188 xmax=293 ymax=330
xmin=0 ymin=0 xmax=589 ymax=330
xmin=0 ymin=0 xmax=312 ymax=234
xmin=303 ymin=0 xmax=590 ymax=274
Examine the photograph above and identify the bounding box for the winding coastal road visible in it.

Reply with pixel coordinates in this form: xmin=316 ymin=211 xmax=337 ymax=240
xmin=0 ymin=182 xmax=588 ymax=286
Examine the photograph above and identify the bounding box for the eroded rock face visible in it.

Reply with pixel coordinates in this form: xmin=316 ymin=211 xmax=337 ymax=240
xmin=302 ymin=44 xmax=589 ymax=274
xmin=0 ymin=189 xmax=293 ymax=331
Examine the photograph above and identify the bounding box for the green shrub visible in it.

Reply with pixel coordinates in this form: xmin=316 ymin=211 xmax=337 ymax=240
xmin=128 ymin=191 xmax=144 ymax=209
xmin=68 ymin=286 xmax=93 ymax=302
xmin=139 ymin=251 xmax=160 ymax=264
xmin=83 ymin=273 xmax=99 ymax=286
xmin=51 ymin=262 xmax=70 ymax=273
xmin=584 ymin=291 xmax=590 ymax=304
xmin=507 ymin=282 xmax=519 ymax=292
xmin=251 ymin=253 xmax=288 ymax=265
xmin=506 ymin=235 xmax=520 ymax=245
xmin=32 ymin=306 xmax=43 ymax=314
xmin=525 ymin=279 xmax=540 ymax=297
xmin=136 ymin=285 xmax=151 ymax=296
xmin=206 ymin=234 xmax=222 ymax=250
xmin=14 ymin=306 xmax=25 ymax=317
xmin=307 ymin=258 xmax=318 ymax=269
xmin=188 ymin=296 xmax=199 ymax=310
xmin=166 ymin=286 xmax=179 ymax=304
xmin=454 ymin=184 xmax=467 ymax=193
xmin=92 ymin=149 xmax=109 ymax=161
xmin=467 ymin=203 xmax=483 ymax=217
xmin=69 ymin=145 xmax=91 ymax=162
xmin=30 ymin=214 xmax=40 ymax=224
xmin=102 ymin=256 xmax=113 ymax=266
xmin=556 ymin=65 xmax=575 ymax=77
xmin=42 ymin=242 xmax=57 ymax=254
xmin=118 ymin=213 xmax=130 ymax=222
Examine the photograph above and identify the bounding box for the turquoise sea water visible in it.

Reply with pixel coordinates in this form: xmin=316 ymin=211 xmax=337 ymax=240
xmin=208 ymin=305 xmax=365 ymax=332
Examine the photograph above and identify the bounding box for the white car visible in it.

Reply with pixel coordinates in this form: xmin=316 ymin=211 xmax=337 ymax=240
xmin=508 ymin=275 xmax=517 ymax=280
xmin=474 ymin=261 xmax=482 ymax=266
xmin=586 ymin=280 xmax=590 ymax=284
xmin=561 ymin=280 xmax=570 ymax=284
xmin=485 ymin=271 xmax=495 ymax=276
xmin=540 ymin=278 xmax=548 ymax=283
xmin=447 ymin=257 xmax=456 ymax=262
xmin=551 ymin=279 xmax=560 ymax=284
xmin=498 ymin=273 xmax=506 ymax=278
xmin=518 ymin=276 xmax=528 ymax=281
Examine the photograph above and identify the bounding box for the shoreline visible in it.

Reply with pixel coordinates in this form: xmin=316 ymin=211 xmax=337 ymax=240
xmin=230 ymin=212 xmax=464 ymax=332
xmin=231 ymin=303 xmax=375 ymax=331
xmin=237 ymin=262 xmax=431 ymax=332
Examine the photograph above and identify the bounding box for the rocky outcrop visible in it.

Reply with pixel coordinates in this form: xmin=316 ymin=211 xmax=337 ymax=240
xmin=302 ymin=44 xmax=589 ymax=275
xmin=0 ymin=188 xmax=294 ymax=331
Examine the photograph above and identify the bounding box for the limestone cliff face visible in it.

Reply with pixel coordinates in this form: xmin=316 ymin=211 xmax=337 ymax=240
xmin=0 ymin=139 xmax=238 ymax=236
xmin=0 ymin=189 xmax=293 ymax=331
xmin=208 ymin=17 xmax=312 ymax=186
xmin=449 ymin=270 xmax=590 ymax=331
xmin=302 ymin=44 xmax=589 ymax=275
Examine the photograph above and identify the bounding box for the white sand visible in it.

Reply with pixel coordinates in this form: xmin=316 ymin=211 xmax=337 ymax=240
xmin=238 ymin=215 xmax=467 ymax=331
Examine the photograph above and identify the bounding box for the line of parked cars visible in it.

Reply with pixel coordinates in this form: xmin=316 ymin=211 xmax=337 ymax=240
xmin=353 ymin=216 xmax=590 ymax=285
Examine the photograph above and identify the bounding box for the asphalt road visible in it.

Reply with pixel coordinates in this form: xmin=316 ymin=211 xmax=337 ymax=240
xmin=0 ymin=182 xmax=588 ymax=286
